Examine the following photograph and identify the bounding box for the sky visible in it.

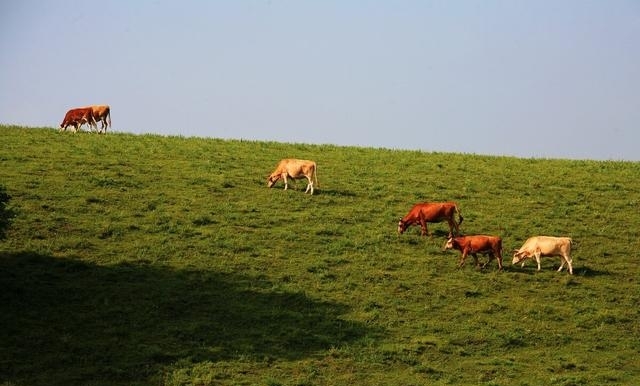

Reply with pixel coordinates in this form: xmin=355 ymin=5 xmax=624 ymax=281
xmin=1 ymin=1 xmax=639 ymax=161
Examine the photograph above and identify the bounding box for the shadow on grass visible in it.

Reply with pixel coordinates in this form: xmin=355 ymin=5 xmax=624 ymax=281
xmin=507 ymin=263 xmax=610 ymax=277
xmin=398 ymin=228 xmax=453 ymax=239
xmin=0 ymin=185 xmax=14 ymax=240
xmin=318 ymin=188 xmax=357 ymax=197
xmin=575 ymin=265 xmax=610 ymax=277
xmin=0 ymin=252 xmax=375 ymax=385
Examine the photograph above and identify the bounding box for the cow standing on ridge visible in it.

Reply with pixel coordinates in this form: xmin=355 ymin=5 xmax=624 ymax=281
xmin=397 ymin=202 xmax=463 ymax=237
xmin=267 ymin=159 xmax=318 ymax=195
xmin=82 ymin=105 xmax=111 ymax=133
xmin=60 ymin=107 xmax=95 ymax=133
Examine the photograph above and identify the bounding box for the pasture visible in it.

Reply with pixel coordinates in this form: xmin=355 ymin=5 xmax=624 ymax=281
xmin=1 ymin=125 xmax=639 ymax=385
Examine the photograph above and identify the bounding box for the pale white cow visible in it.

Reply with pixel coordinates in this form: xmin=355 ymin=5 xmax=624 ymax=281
xmin=512 ymin=236 xmax=574 ymax=274
xmin=267 ymin=159 xmax=318 ymax=194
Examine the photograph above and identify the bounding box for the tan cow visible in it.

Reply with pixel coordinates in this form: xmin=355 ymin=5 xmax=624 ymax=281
xmin=267 ymin=159 xmax=318 ymax=194
xmin=60 ymin=107 xmax=95 ymax=133
xmin=82 ymin=105 xmax=111 ymax=133
xmin=512 ymin=236 xmax=573 ymax=274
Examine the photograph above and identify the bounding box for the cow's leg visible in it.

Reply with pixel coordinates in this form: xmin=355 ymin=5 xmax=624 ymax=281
xmin=282 ymin=174 xmax=288 ymax=190
xmin=305 ymin=176 xmax=313 ymax=194
xmin=496 ymin=252 xmax=503 ymax=270
xmin=90 ymin=117 xmax=98 ymax=133
xmin=458 ymin=251 xmax=468 ymax=267
xmin=534 ymin=251 xmax=542 ymax=271
xmin=447 ymin=218 xmax=456 ymax=237
xmin=419 ymin=215 xmax=429 ymax=237
xmin=561 ymin=254 xmax=573 ymax=274
xmin=473 ymin=253 xmax=482 ymax=268
xmin=482 ymin=253 xmax=492 ymax=269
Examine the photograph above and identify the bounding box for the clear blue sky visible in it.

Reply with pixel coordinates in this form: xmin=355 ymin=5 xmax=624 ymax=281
xmin=1 ymin=1 xmax=639 ymax=160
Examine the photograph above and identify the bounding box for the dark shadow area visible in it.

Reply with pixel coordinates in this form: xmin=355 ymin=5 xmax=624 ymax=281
xmin=575 ymin=265 xmax=610 ymax=277
xmin=319 ymin=188 xmax=357 ymax=197
xmin=0 ymin=185 xmax=14 ymax=240
xmin=397 ymin=229 xmax=452 ymax=246
xmin=0 ymin=252 xmax=375 ymax=385
xmin=507 ymin=263 xmax=608 ymax=277
xmin=430 ymin=229 xmax=453 ymax=238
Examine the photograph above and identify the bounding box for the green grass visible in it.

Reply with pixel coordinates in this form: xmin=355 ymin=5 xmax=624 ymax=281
xmin=1 ymin=125 xmax=639 ymax=385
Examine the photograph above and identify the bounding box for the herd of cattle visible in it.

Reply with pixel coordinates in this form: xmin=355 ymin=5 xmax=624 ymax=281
xmin=60 ymin=105 xmax=111 ymax=133
xmin=58 ymin=114 xmax=574 ymax=275
xmin=267 ymin=159 xmax=575 ymax=274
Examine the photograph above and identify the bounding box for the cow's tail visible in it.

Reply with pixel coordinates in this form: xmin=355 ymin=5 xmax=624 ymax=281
xmin=455 ymin=203 xmax=464 ymax=225
xmin=106 ymin=107 xmax=112 ymax=129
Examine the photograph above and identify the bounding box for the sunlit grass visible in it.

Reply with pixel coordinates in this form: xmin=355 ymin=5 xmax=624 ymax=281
xmin=1 ymin=125 xmax=639 ymax=385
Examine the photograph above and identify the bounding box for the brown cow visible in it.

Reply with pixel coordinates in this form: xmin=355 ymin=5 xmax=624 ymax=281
xmin=59 ymin=107 xmax=95 ymax=133
xmin=512 ymin=236 xmax=573 ymax=274
xmin=443 ymin=235 xmax=503 ymax=270
xmin=82 ymin=105 xmax=111 ymax=133
xmin=267 ymin=159 xmax=318 ymax=194
xmin=397 ymin=202 xmax=463 ymax=237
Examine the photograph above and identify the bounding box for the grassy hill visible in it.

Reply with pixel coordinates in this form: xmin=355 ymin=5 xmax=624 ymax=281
xmin=1 ymin=125 xmax=639 ymax=385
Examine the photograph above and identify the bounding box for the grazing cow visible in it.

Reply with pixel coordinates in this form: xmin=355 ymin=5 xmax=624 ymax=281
xmin=512 ymin=236 xmax=573 ymax=274
xmin=83 ymin=105 xmax=111 ymax=133
xmin=397 ymin=202 xmax=463 ymax=237
xmin=60 ymin=107 xmax=95 ymax=133
xmin=443 ymin=235 xmax=503 ymax=270
xmin=267 ymin=159 xmax=318 ymax=194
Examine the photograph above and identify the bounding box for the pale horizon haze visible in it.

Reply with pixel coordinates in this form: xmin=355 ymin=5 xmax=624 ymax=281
xmin=1 ymin=1 xmax=639 ymax=161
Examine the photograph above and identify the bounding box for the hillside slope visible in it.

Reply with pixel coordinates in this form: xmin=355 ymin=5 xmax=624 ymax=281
xmin=1 ymin=125 xmax=639 ymax=385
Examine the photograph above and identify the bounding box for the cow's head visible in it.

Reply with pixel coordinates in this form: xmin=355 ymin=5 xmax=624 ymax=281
xmin=443 ymin=236 xmax=455 ymax=251
xmin=397 ymin=219 xmax=408 ymax=234
xmin=511 ymin=250 xmax=528 ymax=265
xmin=267 ymin=174 xmax=279 ymax=188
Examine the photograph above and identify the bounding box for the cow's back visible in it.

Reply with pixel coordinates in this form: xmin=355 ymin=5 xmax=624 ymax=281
xmin=471 ymin=235 xmax=501 ymax=250
xmin=283 ymin=159 xmax=315 ymax=177
xmin=90 ymin=105 xmax=110 ymax=119
xmin=519 ymin=236 xmax=541 ymax=252
xmin=61 ymin=108 xmax=91 ymax=125
xmin=417 ymin=202 xmax=455 ymax=219
xmin=538 ymin=236 xmax=571 ymax=255
xmin=521 ymin=236 xmax=569 ymax=253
